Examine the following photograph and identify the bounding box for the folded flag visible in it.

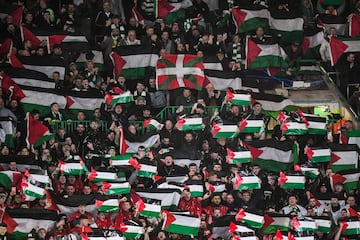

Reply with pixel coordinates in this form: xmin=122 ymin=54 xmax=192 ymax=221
xmin=110 ymin=154 xmax=133 ymax=166
xmin=119 ymin=223 xmax=144 ymax=239
xmin=226 ymin=89 xmax=251 ymax=106
xmin=329 ymin=38 xmax=360 ymax=66
xmin=162 ymin=211 xmax=201 ymax=236
xmin=236 ymin=208 xmax=264 ymax=229
xmin=0 ymin=171 xmax=22 ymax=189
xmin=262 ymin=213 xmax=290 ymax=234
xmin=336 ymin=169 xmax=360 ymax=190
xmin=246 ymin=139 xmax=295 ymax=172
xmin=25 ymin=112 xmax=52 ymax=148
xmin=313 ymin=217 xmax=332 ymax=233
xmin=156 ymin=54 xmax=205 ymax=90
xmin=136 ymin=189 xmax=181 ymax=209
xmin=245 ymin=38 xmax=288 ymax=69
xmin=348 ymin=130 xmax=360 ymax=149
xmin=279 ymin=172 xmax=305 ymax=189
xmin=349 ymin=14 xmax=360 ymax=38
xmin=226 ymin=148 xmax=252 ymax=164
xmin=234 ymin=174 xmax=261 ymax=190
xmin=88 ymin=168 xmax=118 ymax=183
xmin=143 ymin=119 xmax=164 ymax=131
xmin=0 ymin=72 xmax=26 ymax=103
xmin=329 ymin=143 xmax=359 ymax=172
xmin=294 ymin=165 xmax=320 ymax=179
xmin=231 ymin=6 xmax=269 ymax=33
xmin=306 ymin=147 xmax=331 ymax=163
xmin=95 ymin=199 xmax=119 ymax=212
xmin=137 ymin=164 xmax=157 ymax=179
xmin=302 ymin=114 xmax=327 ymax=135
xmin=138 ymin=202 xmax=161 ymax=218
xmin=58 ymin=160 xmax=86 ymax=175
xmin=10 ymin=6 xmax=23 ymax=27
xmin=281 ymin=121 xmax=308 ymax=135
xmin=341 ymin=221 xmax=360 ymax=236
xmin=176 ymin=117 xmax=203 ymax=131
xmin=106 ymin=91 xmax=133 ymax=105
xmin=212 ymin=123 xmax=239 ymax=138
xmin=103 ymin=182 xmax=131 ymax=195
xmin=239 ymin=119 xmax=264 ymax=133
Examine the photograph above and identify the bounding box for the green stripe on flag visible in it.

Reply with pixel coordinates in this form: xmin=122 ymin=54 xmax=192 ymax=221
xmin=165 ymin=224 xmax=199 ymax=236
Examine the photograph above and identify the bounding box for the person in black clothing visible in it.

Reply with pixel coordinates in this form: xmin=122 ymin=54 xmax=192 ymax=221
xmin=336 ymin=53 xmax=360 ymax=98
xmin=0 ymin=222 xmax=12 ymax=240
xmin=157 ymin=154 xmax=188 ymax=177
xmin=95 ymin=0 xmax=113 ymax=37
xmin=70 ymin=123 xmax=86 ymax=156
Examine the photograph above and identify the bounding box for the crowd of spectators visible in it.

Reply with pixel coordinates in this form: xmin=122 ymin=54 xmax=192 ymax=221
xmin=0 ymin=0 xmax=360 ymax=240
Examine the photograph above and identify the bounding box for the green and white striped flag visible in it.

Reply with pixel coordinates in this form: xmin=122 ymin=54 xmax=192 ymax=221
xmin=58 ymin=161 xmax=86 ymax=175
xmin=239 ymin=119 xmax=264 ymax=133
xmin=329 ymin=144 xmax=359 ymax=172
xmin=303 ymin=114 xmax=327 ymax=135
xmin=338 ymin=170 xmax=360 ymax=190
xmin=120 ymin=224 xmax=144 ymax=239
xmin=76 ymin=50 xmax=104 ymax=70
xmin=212 ymin=123 xmax=238 ymax=138
xmin=106 ymin=91 xmax=133 ymax=105
xmin=176 ymin=118 xmax=203 ymax=131
xmin=262 ymin=214 xmax=290 ymax=234
xmin=282 ymin=121 xmax=308 ymax=135
xmin=137 ymin=164 xmax=157 ymax=179
xmin=227 ymin=148 xmax=252 ymax=164
xmin=163 ymin=211 xmax=200 ymax=236
xmin=294 ymin=165 xmax=320 ymax=179
xmin=348 ymin=130 xmax=360 ymax=149
xmin=143 ymin=119 xmax=164 ymax=131
xmin=187 ymin=184 xmax=204 ymax=197
xmin=269 ymin=11 xmax=304 ymax=44
xmin=235 ymin=175 xmax=261 ymax=190
xmin=88 ymin=168 xmax=118 ymax=183
xmin=136 ymin=189 xmax=181 ymax=209
xmin=231 ymin=6 xmax=269 ymax=33
xmin=95 ymin=199 xmax=119 ymax=212
xmin=279 ymin=172 xmax=305 ymax=189
xmin=21 ymin=178 xmax=45 ymax=200
xmin=103 ymin=182 xmax=131 ymax=195
xmin=139 ymin=202 xmax=161 ymax=218
xmin=236 ymin=209 xmax=264 ymax=229
xmin=110 ymin=154 xmax=133 ymax=166
xmin=306 ymin=147 xmax=331 ymax=163
xmin=226 ymin=89 xmax=251 ymax=106
xmin=295 ymin=219 xmax=317 ymax=232
xmin=341 ymin=221 xmax=360 ymax=236
xmin=313 ymin=217 xmax=331 ymax=233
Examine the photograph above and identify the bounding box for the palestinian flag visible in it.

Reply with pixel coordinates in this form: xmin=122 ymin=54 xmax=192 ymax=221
xmin=112 ymin=46 xmax=158 ymax=80
xmin=136 ymin=189 xmax=181 ymax=209
xmin=106 ymin=91 xmax=133 ymax=105
xmin=306 ymin=147 xmax=331 ymax=163
xmin=231 ymin=6 xmax=269 ymax=33
xmin=245 ymin=38 xmax=288 ymax=69
xmin=262 ymin=213 xmax=290 ymax=234
xmin=302 ymin=114 xmax=327 ymax=135
xmin=138 ymin=202 xmax=161 ymax=218
xmin=76 ymin=50 xmax=104 ymax=70
xmin=318 ymin=14 xmax=347 ymax=36
xmin=208 ymin=183 xmax=226 ymax=194
xmin=269 ymin=11 xmax=304 ymax=44
xmin=10 ymin=6 xmax=23 ymax=27
xmin=0 ymin=116 xmax=15 ymax=148
xmin=24 ymin=170 xmax=50 ymax=185
xmin=0 ymin=38 xmax=13 ymax=55
xmin=236 ymin=208 xmax=264 ymax=229
xmin=103 ymin=182 xmax=131 ymax=195
xmin=125 ymin=134 xmax=160 ymax=153
xmin=294 ymin=165 xmax=320 ymax=179
xmin=137 ymin=164 xmax=157 ymax=179
xmin=172 ymin=159 xmax=200 ymax=169
xmin=203 ymin=56 xmax=223 ymax=71
xmin=226 ymin=89 xmax=251 ymax=106
xmin=88 ymin=168 xmax=118 ymax=183
xmin=212 ymin=123 xmax=238 ymax=138
xmin=19 ymin=26 xmax=41 ymax=49
xmin=329 ymin=143 xmax=359 ymax=172
xmin=279 ymin=172 xmax=305 ymax=189
xmin=21 ymin=177 xmax=45 ymax=199
xmin=176 ymin=118 xmax=203 ymax=131
xmin=186 ymin=184 xmax=203 ymax=197
xmin=25 ymin=112 xmax=52 ymax=148
xmin=162 ymin=211 xmax=200 ymax=236
xmin=281 ymin=121 xmax=308 ymax=135
xmin=7 ymin=209 xmax=57 ymax=239
xmin=119 ymin=223 xmax=144 ymax=239
xmin=16 ymin=55 xmax=66 ymax=80
xmin=156 ymin=54 xmax=204 ymax=90
xmin=95 ymin=199 xmax=119 ymax=212
xmin=0 ymin=171 xmax=22 ymax=189
xmin=58 ymin=160 xmax=86 ymax=175
xmin=204 ymin=69 xmax=253 ymax=91
xmin=0 ymin=72 xmax=25 ymax=103
xmin=337 ymin=170 xmax=360 ymax=190
xmin=36 ymin=34 xmax=88 ymax=54
xmin=341 ymin=221 xmax=360 ymax=236
xmin=302 ymin=27 xmax=324 ymax=58
xmin=348 ymin=130 xmax=360 ymax=149
xmin=5 ymin=68 xmax=55 ymax=89
xmin=330 ymin=38 xmax=360 ymax=66
xmin=228 ymin=222 xmax=256 ymax=235
xmin=234 ymin=174 xmax=261 ymax=190
xmin=65 ymin=91 xmax=103 ymax=115
xmin=313 ymin=217 xmax=331 ymax=233
xmin=226 ymin=148 xmax=252 ymax=164
xmin=292 ymin=218 xmax=317 ymax=232
xmin=251 ymin=92 xmax=296 ymax=112
xmin=349 ymin=14 xmax=360 ymax=38
xmin=143 ymin=119 xmax=164 ymax=131
xmin=246 ymin=139 xmax=295 ymax=172
xmin=155 ymin=0 xmax=192 ymax=24
xmin=110 ymin=154 xmax=133 ymax=166
xmin=239 ymin=119 xmax=264 ymax=133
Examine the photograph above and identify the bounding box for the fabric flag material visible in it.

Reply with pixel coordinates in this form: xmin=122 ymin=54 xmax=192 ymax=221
xmin=251 ymin=92 xmax=296 ymax=112
xmin=282 ymin=121 xmax=308 ymax=135
xmin=0 ymin=117 xmax=15 ymax=148
xmin=330 ymin=38 xmax=360 ymax=66
xmin=103 ymin=182 xmax=131 ymax=195
xmin=118 ymin=126 xmax=128 ymax=155
xmin=279 ymin=172 xmax=305 ymax=189
xmin=235 ymin=175 xmax=261 ymax=190
xmin=76 ymin=50 xmax=104 ymax=70
xmin=294 ymin=218 xmax=317 ymax=232
xmin=246 ymin=139 xmax=295 ymax=172
xmin=227 ymin=148 xmax=252 ymax=164
xmin=318 ymin=14 xmax=347 ymax=36
xmin=303 ymin=114 xmax=327 ymax=135
xmin=0 ymin=72 xmax=26 ymax=101
xmin=110 ymin=51 xmax=126 ymax=78
xmin=25 ymin=112 xmax=52 ymax=148
xmin=231 ymin=6 xmax=269 ymax=33
xmin=212 ymin=123 xmax=238 ymax=138
xmin=43 ymin=35 xmax=88 ymax=53
xmin=341 ymin=221 xmax=360 ymax=236
xmin=95 ymin=199 xmax=119 ymax=212
xmin=349 ymin=14 xmax=360 ymax=38
xmin=306 ymin=147 xmax=331 ymax=163
xmin=245 ymin=38 xmax=288 ymax=69
xmin=176 ymin=117 xmax=203 ymax=131
xmin=21 ymin=178 xmax=45 ymax=199
xmin=294 ymin=165 xmax=320 ymax=179
xmin=58 ymin=160 xmax=85 ymax=175
xmin=110 ymin=154 xmax=133 ymax=166
xmin=269 ymin=12 xmax=304 ymax=44
xmin=348 ymin=130 xmax=360 ymax=149
xmin=337 ymin=170 xmax=360 ymax=190
xmin=120 ymin=224 xmax=144 ymax=239
xmin=106 ymin=91 xmax=133 ymax=105
xmin=10 ymin=7 xmax=23 ymax=27
xmin=20 ymin=26 xmax=41 ymax=49
xmin=156 ymin=54 xmax=204 ymax=90
xmin=329 ymin=144 xmax=359 ymax=172
xmin=139 ymin=203 xmax=161 ymax=218
xmin=186 ymin=184 xmax=203 ymax=197
xmin=0 ymin=38 xmax=13 ymax=55
xmin=113 ymin=46 xmax=158 ymax=80
xmin=262 ymin=214 xmax=290 ymax=234
xmin=137 ymin=164 xmax=157 ymax=179
xmin=239 ymin=119 xmax=264 ymax=133
xmin=302 ymin=27 xmax=324 ymax=56
xmin=226 ymin=89 xmax=251 ymax=106
xmin=236 ymin=209 xmax=264 ymax=229
xmin=204 ymin=69 xmax=248 ymax=91
xmin=125 ymin=134 xmax=160 ymax=153
xmin=0 ymin=171 xmax=22 ymax=189
xmin=143 ymin=119 xmax=164 ymax=131
xmin=88 ymin=168 xmax=118 ymax=183
xmin=5 ymin=68 xmax=55 ymax=89
xmin=162 ymin=211 xmax=200 ymax=236
xmin=136 ymin=189 xmax=181 ymax=209
xmin=313 ymin=217 xmax=331 ymax=233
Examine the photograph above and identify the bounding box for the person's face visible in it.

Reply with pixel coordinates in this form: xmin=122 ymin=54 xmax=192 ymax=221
xmin=197 ymin=51 xmax=204 ymax=58
xmin=78 ymin=205 xmax=86 ymax=213
xmin=344 ymin=121 xmax=353 ymax=130
xmin=212 ymin=196 xmax=221 ymax=205
xmin=25 ymin=13 xmax=33 ymax=23
xmin=189 ymin=165 xmax=197 ymax=173
xmin=7 ymin=24 xmax=15 ymax=33
xmin=242 ymin=192 xmax=251 ymax=202
xmin=157 ymin=231 xmax=166 ymax=240
xmin=329 ymin=28 xmax=337 ymax=37
xmin=128 ymin=31 xmax=136 ymax=41
xmin=118 ymin=76 xmax=125 ymax=85
xmin=68 ymin=176 xmax=76 ymax=184
xmin=164 ymin=156 xmax=173 ymax=166
xmin=147 ymin=27 xmax=154 ymax=36
xmin=226 ymin=194 xmax=234 ymax=203
xmin=122 ymin=202 xmax=131 ymax=211
xmin=0 ymin=226 xmax=7 ymax=236
xmin=267 ymin=176 xmax=275 ymax=186
xmin=149 ymin=78 xmax=156 ymax=88
xmin=347 ymin=54 xmax=355 ymax=63
xmin=330 ymin=197 xmax=338 ymax=206
xmin=66 ymin=186 xmax=75 ymax=195
xmin=129 ymin=125 xmax=136 ymax=134
xmin=76 ymin=124 xmax=85 ymax=133
xmin=83 ymin=186 xmax=91 ymax=195
xmin=182 ymin=190 xmax=191 ymax=200
xmin=51 ymin=103 xmax=59 ymax=112
xmin=334 ymin=184 xmax=343 ymax=193
xmin=213 ymin=209 xmax=221 ymax=218
xmin=68 ymin=4 xmax=75 ymax=13
xmin=256 ymin=27 xmax=264 ymax=37
xmin=9 ymin=162 xmax=17 ymax=170
xmin=1 ymin=147 xmax=9 ymax=155
xmin=38 ymin=229 xmax=46 ymax=238
xmin=165 ymin=120 xmax=173 ymax=130
xmin=136 ymin=83 xmax=145 ymax=92
xmin=53 ymin=73 xmax=60 ymax=81
xmin=93 ymin=109 xmax=101 ymax=118
xmin=103 ymin=2 xmax=111 ymax=11
xmin=309 ymin=198 xmax=317 ymax=207
xmin=90 ymin=121 xmax=99 ymax=130
xmin=320 ymin=185 xmax=327 ymax=193
xmin=253 ymin=104 xmax=262 ymax=114
xmin=231 ymin=105 xmax=240 ymax=115
xmin=59 ymin=175 xmax=66 ymax=183
xmin=289 ymin=196 xmax=297 ymax=206
xmin=177 ymin=43 xmax=185 ymax=51
xmin=347 ymin=196 xmax=356 ymax=206
xmin=184 ymin=133 xmax=193 ymax=142
xmin=213 ymin=164 xmax=221 ymax=172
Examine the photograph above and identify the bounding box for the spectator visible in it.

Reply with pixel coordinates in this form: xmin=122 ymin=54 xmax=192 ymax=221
xmin=95 ymin=0 xmax=113 ymax=37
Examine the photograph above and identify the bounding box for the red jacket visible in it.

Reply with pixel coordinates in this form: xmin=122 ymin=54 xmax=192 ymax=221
xmin=179 ymin=198 xmax=202 ymax=217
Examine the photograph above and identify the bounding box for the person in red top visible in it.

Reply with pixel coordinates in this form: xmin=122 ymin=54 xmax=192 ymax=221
xmin=55 ymin=175 xmax=67 ymax=195
xmin=32 ymin=196 xmax=47 ymax=209
xmin=95 ymin=211 xmax=113 ymax=229
xmin=67 ymin=203 xmax=94 ymax=228
xmin=70 ymin=214 xmax=93 ymax=234
xmin=202 ymin=194 xmax=228 ymax=224
xmin=114 ymin=197 xmax=134 ymax=229
xmin=67 ymin=175 xmax=84 ymax=194
xmin=178 ymin=187 xmax=202 ymax=217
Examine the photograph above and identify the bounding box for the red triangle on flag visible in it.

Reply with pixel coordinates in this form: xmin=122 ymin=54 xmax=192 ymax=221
xmin=231 ymin=8 xmax=248 ymax=32
xmin=297 ymin=109 xmax=309 ymax=127
xmin=65 ymin=96 xmax=75 ymax=109
xmin=226 ymin=148 xmax=235 ymax=163
xmin=275 ymin=229 xmax=283 ymax=240
xmin=47 ymin=35 xmax=66 ymax=53
xmin=350 ymin=15 xmax=360 ymax=38
xmin=81 ymin=233 xmax=90 ymax=240
xmin=202 ymin=167 xmax=209 ymax=180
xmin=331 ymin=173 xmax=346 ymax=186
xmin=292 ymin=217 xmax=300 ymax=230
xmin=228 ymin=222 xmax=237 ymax=233
xmin=226 ymin=89 xmax=234 ymax=102
xmin=9 ymin=54 xmax=24 ymax=68
xmin=246 ymin=38 xmax=262 ymax=68
xmin=24 ymin=168 xmax=31 ymax=178
xmin=0 ymin=38 xmax=13 ymax=55
xmin=279 ymin=171 xmax=288 ymax=187
xmin=211 ymin=123 xmax=221 ymax=136
xmin=208 ymin=183 xmax=215 ymax=194
xmin=88 ymin=168 xmax=98 ymax=181
xmin=137 ymin=199 xmax=146 ymax=213
xmin=176 ymin=118 xmax=186 ymax=129
xmin=294 ymin=164 xmax=302 ymax=172
xmin=95 ymin=200 xmax=104 ymax=209
xmin=234 ymin=173 xmax=243 ymax=189
xmin=348 ymin=207 xmax=360 ymax=218
xmin=329 ymin=38 xmax=348 ymax=65
xmin=329 ymin=152 xmax=341 ymax=165
xmin=102 ymin=182 xmax=111 ymax=193
xmin=152 ymin=175 xmax=163 ymax=182
xmin=45 ymin=190 xmax=60 ymax=211
xmin=302 ymin=36 xmax=310 ymax=54
xmin=21 ymin=176 xmax=28 ymax=189
xmin=110 ymin=52 xmax=127 ymax=78
xmin=239 ymin=119 xmax=248 ymax=132
xmin=25 ymin=112 xmax=50 ymax=148
xmin=277 ymin=112 xmax=287 ymax=122
xmin=128 ymin=157 xmax=141 ymax=170
xmin=119 ymin=223 xmax=128 ymax=232
xmin=287 ymin=232 xmax=296 ymax=240
xmin=0 ymin=73 xmax=26 ymax=100
xmin=281 ymin=120 xmax=289 ymax=134
xmin=11 ymin=6 xmax=23 ymax=27
xmin=119 ymin=126 xmax=128 ymax=155
xmin=1 ymin=212 xmax=18 ymax=234
xmin=20 ymin=26 xmax=41 ymax=48
xmin=262 ymin=214 xmax=275 ymax=229
xmin=341 ymin=221 xmax=348 ymax=234
xmin=306 ymin=147 xmax=314 ymax=161
xmin=246 ymin=144 xmax=263 ymax=160
xmin=157 ymin=0 xmax=175 ymax=19
xmin=162 ymin=210 xmax=176 ymax=229
xmin=235 ymin=208 xmax=246 ymax=221
xmin=143 ymin=119 xmax=151 ymax=128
